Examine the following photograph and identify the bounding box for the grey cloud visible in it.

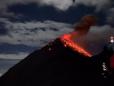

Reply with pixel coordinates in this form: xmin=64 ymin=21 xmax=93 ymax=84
xmin=74 ymin=0 xmax=111 ymax=11
xmin=0 ymin=23 xmax=8 ymax=35
xmin=0 ymin=17 xmax=114 ymax=57
xmin=0 ymin=0 xmax=112 ymax=17
xmin=75 ymin=25 xmax=114 ymax=55
xmin=0 ymin=19 xmax=72 ymax=47
xmin=0 ymin=0 xmax=73 ymax=11
xmin=0 ymin=19 xmax=72 ymax=60
xmin=38 ymin=0 xmax=73 ymax=11
xmin=0 ymin=53 xmax=28 ymax=59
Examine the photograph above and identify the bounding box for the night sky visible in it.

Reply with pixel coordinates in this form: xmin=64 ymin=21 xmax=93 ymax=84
xmin=0 ymin=0 xmax=114 ymax=76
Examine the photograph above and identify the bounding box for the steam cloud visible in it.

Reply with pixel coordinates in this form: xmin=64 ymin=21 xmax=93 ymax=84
xmin=85 ymin=25 xmax=114 ymax=55
xmin=70 ymin=15 xmax=97 ymax=39
xmin=74 ymin=25 xmax=114 ymax=55
xmin=71 ymin=15 xmax=114 ymax=55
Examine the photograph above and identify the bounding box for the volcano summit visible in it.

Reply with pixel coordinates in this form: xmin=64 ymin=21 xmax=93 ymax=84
xmin=0 ymin=15 xmax=114 ymax=86
xmin=0 ymin=36 xmax=114 ymax=86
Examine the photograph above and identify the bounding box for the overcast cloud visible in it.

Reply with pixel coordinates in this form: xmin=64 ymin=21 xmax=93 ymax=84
xmin=0 ymin=19 xmax=72 ymax=47
xmin=0 ymin=0 xmax=111 ymax=12
xmin=0 ymin=18 xmax=114 ymax=59
xmin=0 ymin=53 xmax=28 ymax=59
xmin=0 ymin=18 xmax=72 ymax=60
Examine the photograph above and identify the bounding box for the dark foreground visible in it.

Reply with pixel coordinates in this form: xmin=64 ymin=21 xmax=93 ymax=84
xmin=0 ymin=38 xmax=114 ymax=86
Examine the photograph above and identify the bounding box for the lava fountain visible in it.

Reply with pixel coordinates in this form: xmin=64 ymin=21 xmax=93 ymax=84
xmin=60 ymin=15 xmax=97 ymax=57
xmin=60 ymin=33 xmax=92 ymax=57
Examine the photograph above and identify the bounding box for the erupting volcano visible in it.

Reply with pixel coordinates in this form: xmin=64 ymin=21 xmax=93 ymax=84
xmin=0 ymin=15 xmax=114 ymax=86
xmin=60 ymin=33 xmax=92 ymax=57
xmin=59 ymin=15 xmax=97 ymax=57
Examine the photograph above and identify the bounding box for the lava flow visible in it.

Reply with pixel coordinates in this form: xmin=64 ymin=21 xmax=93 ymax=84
xmin=60 ymin=15 xmax=97 ymax=57
xmin=60 ymin=33 xmax=92 ymax=57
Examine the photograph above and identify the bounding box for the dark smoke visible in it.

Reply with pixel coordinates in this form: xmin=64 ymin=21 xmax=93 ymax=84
xmin=70 ymin=15 xmax=114 ymax=55
xmin=74 ymin=15 xmax=97 ymax=36
xmin=74 ymin=25 xmax=114 ymax=55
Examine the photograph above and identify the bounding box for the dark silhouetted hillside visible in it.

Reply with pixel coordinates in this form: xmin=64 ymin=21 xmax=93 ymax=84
xmin=0 ymin=38 xmax=114 ymax=86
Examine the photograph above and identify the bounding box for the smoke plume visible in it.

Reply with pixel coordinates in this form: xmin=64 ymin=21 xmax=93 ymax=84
xmin=73 ymin=19 xmax=114 ymax=55
xmin=60 ymin=15 xmax=97 ymax=57
xmin=84 ymin=25 xmax=114 ymax=55
xmin=67 ymin=15 xmax=97 ymax=54
xmin=69 ymin=15 xmax=114 ymax=55
xmin=70 ymin=15 xmax=97 ymax=39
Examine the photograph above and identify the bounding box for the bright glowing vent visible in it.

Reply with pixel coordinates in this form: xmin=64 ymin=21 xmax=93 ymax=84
xmin=60 ymin=34 xmax=92 ymax=57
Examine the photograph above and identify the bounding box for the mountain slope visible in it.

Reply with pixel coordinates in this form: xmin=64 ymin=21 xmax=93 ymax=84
xmin=0 ymin=38 xmax=113 ymax=86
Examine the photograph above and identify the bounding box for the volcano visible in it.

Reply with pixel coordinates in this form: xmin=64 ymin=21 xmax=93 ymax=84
xmin=0 ymin=34 xmax=114 ymax=86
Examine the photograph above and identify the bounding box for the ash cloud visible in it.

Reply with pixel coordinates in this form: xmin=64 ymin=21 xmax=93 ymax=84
xmin=71 ymin=15 xmax=114 ymax=55
xmin=75 ymin=25 xmax=114 ymax=55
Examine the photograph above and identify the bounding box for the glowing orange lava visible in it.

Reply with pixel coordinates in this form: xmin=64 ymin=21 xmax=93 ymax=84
xmin=60 ymin=34 xmax=92 ymax=57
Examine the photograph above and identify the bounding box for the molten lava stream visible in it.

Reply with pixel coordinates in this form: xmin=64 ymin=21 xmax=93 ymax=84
xmin=60 ymin=34 xmax=92 ymax=57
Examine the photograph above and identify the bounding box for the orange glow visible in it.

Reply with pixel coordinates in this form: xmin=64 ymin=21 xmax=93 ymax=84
xmin=59 ymin=15 xmax=96 ymax=57
xmin=60 ymin=34 xmax=92 ymax=57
